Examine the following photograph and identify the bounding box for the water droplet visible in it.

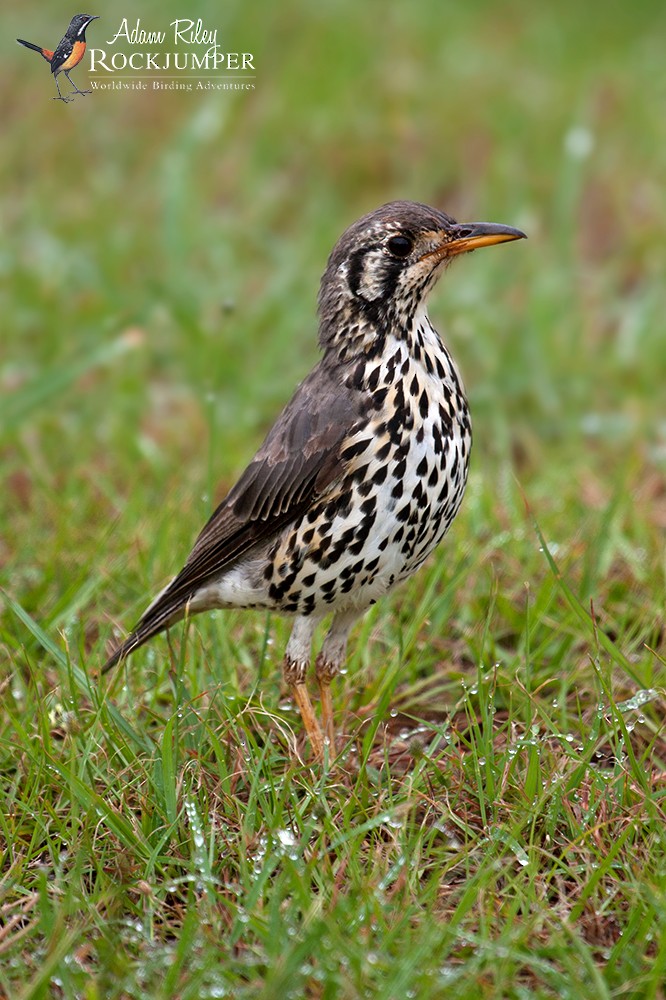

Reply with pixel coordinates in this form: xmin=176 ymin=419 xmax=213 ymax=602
xmin=276 ymin=828 xmax=297 ymax=848
xmin=617 ymin=689 xmax=659 ymax=713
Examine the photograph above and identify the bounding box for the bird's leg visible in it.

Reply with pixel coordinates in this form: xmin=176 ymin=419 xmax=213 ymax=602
xmin=53 ymin=75 xmax=72 ymax=102
xmin=315 ymin=656 xmax=337 ymax=752
xmin=65 ymin=70 xmax=91 ymax=96
xmin=284 ymin=616 xmax=323 ymax=759
xmin=315 ymin=610 xmax=359 ymax=754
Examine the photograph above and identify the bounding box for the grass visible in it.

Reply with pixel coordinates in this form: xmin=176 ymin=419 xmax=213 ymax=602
xmin=1 ymin=0 xmax=666 ymax=996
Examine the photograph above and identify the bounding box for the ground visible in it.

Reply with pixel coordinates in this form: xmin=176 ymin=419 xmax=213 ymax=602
xmin=1 ymin=0 xmax=665 ymax=997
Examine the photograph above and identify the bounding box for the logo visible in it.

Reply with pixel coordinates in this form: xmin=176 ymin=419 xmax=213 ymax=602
xmin=17 ymin=16 xmax=256 ymax=102
xmin=90 ymin=18 xmax=256 ymax=93
xmin=17 ymin=13 xmax=99 ymax=103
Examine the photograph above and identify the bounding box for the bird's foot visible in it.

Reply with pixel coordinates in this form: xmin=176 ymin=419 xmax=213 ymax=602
xmin=284 ymin=655 xmax=326 ymax=760
xmin=53 ymin=95 xmax=73 ymax=103
xmin=315 ymin=653 xmax=338 ymax=755
xmin=290 ymin=681 xmax=325 ymax=760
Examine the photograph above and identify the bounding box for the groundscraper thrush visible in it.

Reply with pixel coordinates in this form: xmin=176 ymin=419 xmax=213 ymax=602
xmin=104 ymin=201 xmax=526 ymax=756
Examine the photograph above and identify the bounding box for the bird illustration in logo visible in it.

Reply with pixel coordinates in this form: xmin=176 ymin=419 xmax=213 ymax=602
xmin=17 ymin=14 xmax=98 ymax=103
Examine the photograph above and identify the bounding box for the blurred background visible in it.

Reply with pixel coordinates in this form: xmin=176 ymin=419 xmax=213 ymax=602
xmin=2 ymin=0 xmax=665 ymax=678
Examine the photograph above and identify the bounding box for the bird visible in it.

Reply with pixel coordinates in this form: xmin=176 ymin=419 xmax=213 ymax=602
xmin=17 ymin=14 xmax=98 ymax=103
xmin=103 ymin=200 xmax=525 ymax=758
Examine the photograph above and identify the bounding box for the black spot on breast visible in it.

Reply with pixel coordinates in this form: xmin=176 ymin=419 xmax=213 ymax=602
xmin=419 ymin=389 xmax=429 ymax=418
xmin=393 ymin=457 xmax=407 ymax=479
xmin=396 ymin=503 xmax=410 ymax=523
xmin=349 ymin=515 xmax=375 ymax=552
xmin=386 ymin=411 xmax=402 ymax=443
xmin=341 ymin=526 xmax=359 ymax=547
xmin=337 ymin=490 xmax=353 ymax=517
xmin=372 ymin=386 xmax=389 ymax=410
xmin=438 ymin=402 xmax=453 ymax=431
xmin=342 ymin=438 xmax=371 ymax=462
xmin=303 ymin=594 xmax=317 ymax=614
xmin=350 ymin=360 xmax=366 ymax=389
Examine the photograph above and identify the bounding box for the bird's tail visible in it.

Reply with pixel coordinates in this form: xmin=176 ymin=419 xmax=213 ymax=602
xmin=101 ymin=587 xmax=189 ymax=674
xmin=17 ymin=38 xmax=54 ymax=62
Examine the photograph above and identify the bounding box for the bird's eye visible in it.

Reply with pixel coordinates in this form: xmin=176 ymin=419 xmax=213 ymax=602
xmin=386 ymin=235 xmax=413 ymax=258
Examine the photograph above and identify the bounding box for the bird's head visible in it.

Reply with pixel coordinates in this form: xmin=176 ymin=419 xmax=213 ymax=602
xmin=318 ymin=200 xmax=525 ymax=354
xmin=67 ymin=14 xmax=99 ymax=38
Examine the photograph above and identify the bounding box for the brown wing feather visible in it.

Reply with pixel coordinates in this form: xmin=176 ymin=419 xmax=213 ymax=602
xmin=103 ymin=358 xmax=362 ymax=670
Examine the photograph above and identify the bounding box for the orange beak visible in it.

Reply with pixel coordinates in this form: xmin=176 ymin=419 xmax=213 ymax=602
xmin=444 ymin=221 xmax=527 ymax=256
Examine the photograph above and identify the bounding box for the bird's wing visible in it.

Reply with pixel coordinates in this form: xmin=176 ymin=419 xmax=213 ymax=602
xmin=50 ymin=37 xmax=72 ymax=72
xmin=182 ymin=357 xmax=360 ymax=587
xmin=103 ymin=357 xmax=362 ymax=668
